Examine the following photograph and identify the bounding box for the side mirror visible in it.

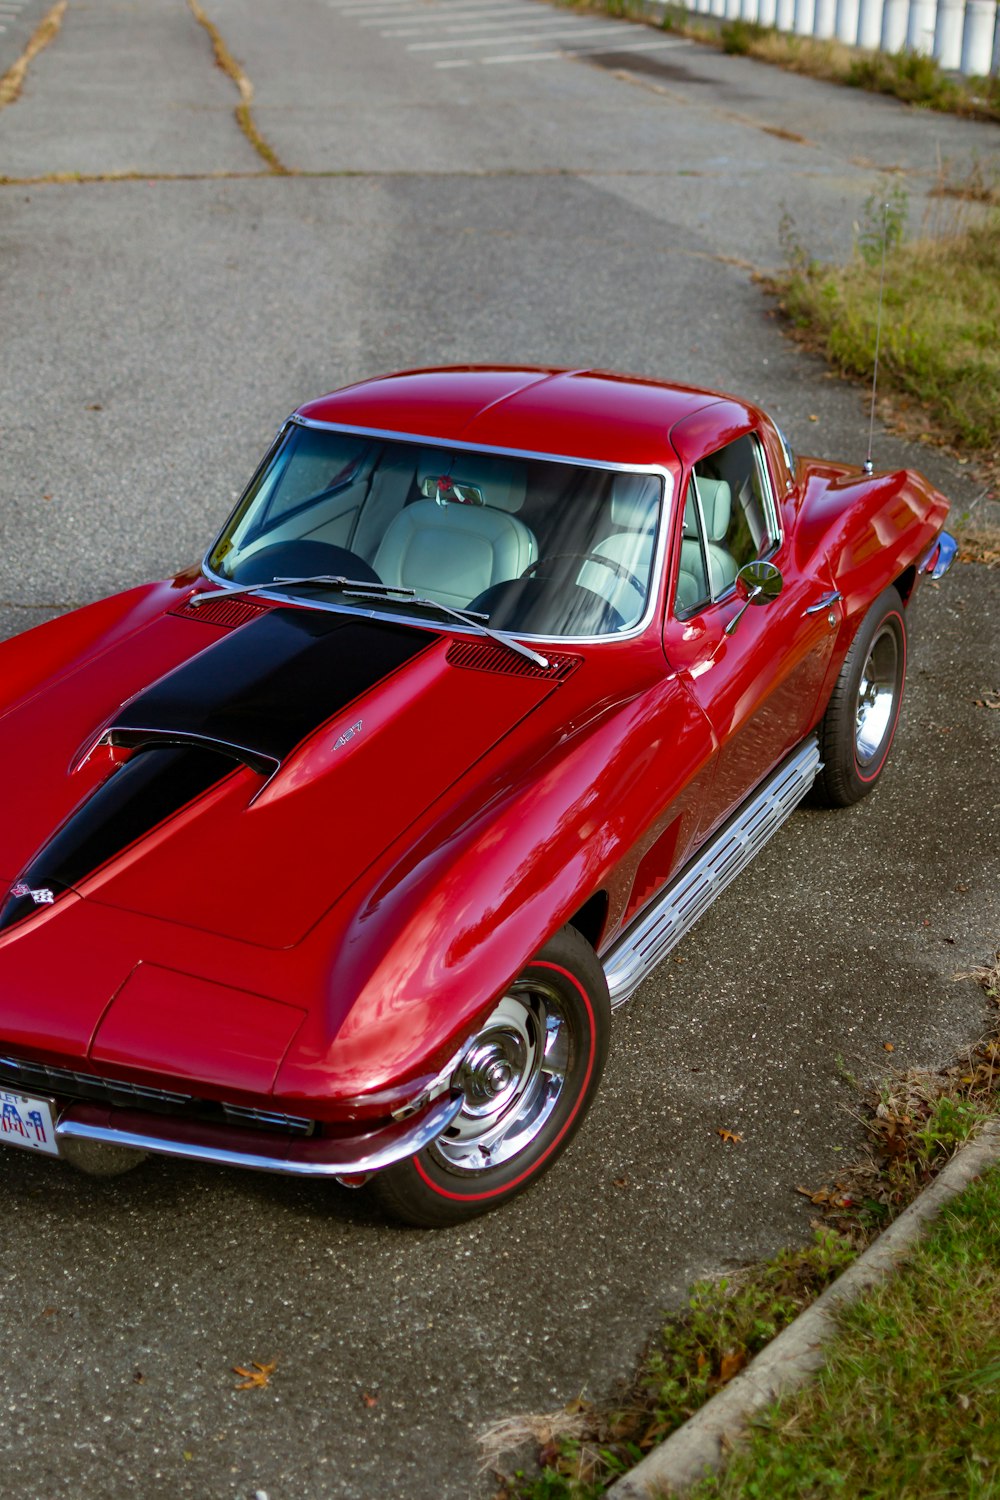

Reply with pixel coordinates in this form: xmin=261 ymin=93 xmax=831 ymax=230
xmin=724 ymin=560 xmax=783 ymax=637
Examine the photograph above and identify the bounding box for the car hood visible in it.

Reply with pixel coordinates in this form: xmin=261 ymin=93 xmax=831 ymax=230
xmin=0 ymin=601 xmax=572 ymax=948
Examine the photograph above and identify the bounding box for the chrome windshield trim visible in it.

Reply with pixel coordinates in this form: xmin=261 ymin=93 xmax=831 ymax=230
xmin=287 ymin=412 xmax=678 ymax=480
xmin=200 ymin=419 xmax=676 ymax=647
xmin=55 ymin=1091 xmax=465 ymax=1179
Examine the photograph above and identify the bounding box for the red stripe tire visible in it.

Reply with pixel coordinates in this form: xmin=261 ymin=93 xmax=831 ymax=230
xmin=369 ymin=925 xmax=610 ymax=1227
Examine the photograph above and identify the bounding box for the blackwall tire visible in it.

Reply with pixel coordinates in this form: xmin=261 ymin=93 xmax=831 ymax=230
xmin=815 ymin=586 xmax=907 ymax=808
xmin=369 ymin=926 xmax=610 ymax=1227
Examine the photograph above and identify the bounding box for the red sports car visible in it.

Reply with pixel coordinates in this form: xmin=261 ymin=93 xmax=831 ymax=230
xmin=0 ymin=366 xmax=955 ymax=1224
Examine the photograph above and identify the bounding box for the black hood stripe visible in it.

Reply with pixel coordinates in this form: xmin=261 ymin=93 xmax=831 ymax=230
xmin=111 ymin=608 xmax=437 ymax=768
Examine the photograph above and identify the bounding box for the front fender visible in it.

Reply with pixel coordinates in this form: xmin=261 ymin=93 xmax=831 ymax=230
xmin=274 ymin=665 xmax=714 ymax=1111
xmin=0 ymin=580 xmax=187 ymax=722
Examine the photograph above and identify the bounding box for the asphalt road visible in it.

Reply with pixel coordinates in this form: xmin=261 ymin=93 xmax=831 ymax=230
xmin=0 ymin=3 xmax=998 ymax=1497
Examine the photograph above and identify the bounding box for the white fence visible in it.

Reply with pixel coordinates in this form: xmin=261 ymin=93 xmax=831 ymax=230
xmin=684 ymin=0 xmax=1000 ymax=74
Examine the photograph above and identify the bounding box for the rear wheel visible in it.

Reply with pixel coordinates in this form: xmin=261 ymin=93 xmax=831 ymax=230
xmin=815 ymin=586 xmax=907 ymax=807
xmin=370 ymin=926 xmax=610 ymax=1227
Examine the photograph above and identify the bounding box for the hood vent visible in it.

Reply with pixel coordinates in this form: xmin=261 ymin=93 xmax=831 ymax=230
xmin=169 ymin=595 xmax=272 ymax=629
xmin=446 ymin=639 xmax=580 ymax=682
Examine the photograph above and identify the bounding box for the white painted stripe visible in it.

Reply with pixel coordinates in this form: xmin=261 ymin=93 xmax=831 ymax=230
xmin=408 ymin=23 xmax=622 ymax=50
xmin=366 ymin=0 xmax=541 ymax=19
xmin=382 ymin=8 xmax=550 ymax=34
xmin=571 ymin=36 xmax=694 ymax=53
xmin=470 ymin=37 xmax=693 ymax=65
xmin=339 ymin=0 xmax=508 ymax=15
xmin=387 ymin=13 xmax=589 ymax=36
xmin=335 ymin=0 xmax=439 ymax=12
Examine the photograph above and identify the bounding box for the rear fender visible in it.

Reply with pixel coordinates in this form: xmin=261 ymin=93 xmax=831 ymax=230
xmin=794 ymin=465 xmax=949 ymax=724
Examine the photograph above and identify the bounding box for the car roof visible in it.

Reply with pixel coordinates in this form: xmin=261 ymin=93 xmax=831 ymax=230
xmin=295 ymin=366 xmax=762 ymax=471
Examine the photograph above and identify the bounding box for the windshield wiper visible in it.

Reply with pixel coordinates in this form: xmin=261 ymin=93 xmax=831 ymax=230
xmin=191 ymin=576 xmax=550 ymax=669
xmin=189 ymin=574 xmax=381 ymax=607
xmin=343 ymin=588 xmax=550 ymax=670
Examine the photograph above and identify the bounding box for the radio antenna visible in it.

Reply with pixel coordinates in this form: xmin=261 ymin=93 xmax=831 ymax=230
xmin=863 ymin=201 xmax=889 ymax=476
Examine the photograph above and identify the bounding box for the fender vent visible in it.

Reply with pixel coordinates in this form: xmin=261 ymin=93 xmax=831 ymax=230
xmin=169 ymin=595 xmax=272 ymax=629
xmin=446 ymin=640 xmax=580 ymax=681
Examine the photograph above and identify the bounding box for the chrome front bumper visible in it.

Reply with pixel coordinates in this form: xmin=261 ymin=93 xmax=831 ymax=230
xmin=53 ymin=1091 xmax=464 ymax=1178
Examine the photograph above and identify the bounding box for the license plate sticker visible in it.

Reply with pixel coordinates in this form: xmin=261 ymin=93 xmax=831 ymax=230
xmin=0 ymin=1090 xmax=60 ymax=1157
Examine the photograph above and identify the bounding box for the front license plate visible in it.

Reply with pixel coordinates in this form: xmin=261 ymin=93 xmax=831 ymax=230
xmin=0 ymin=1089 xmax=61 ymax=1157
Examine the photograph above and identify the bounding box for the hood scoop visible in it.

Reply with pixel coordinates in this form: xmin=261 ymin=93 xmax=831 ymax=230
xmin=0 ymin=609 xmax=437 ymax=935
xmin=110 ymin=606 xmax=437 ymax=773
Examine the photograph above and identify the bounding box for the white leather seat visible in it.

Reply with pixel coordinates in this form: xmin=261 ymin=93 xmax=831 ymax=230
xmin=674 ymin=477 xmax=737 ymax=613
xmin=577 ymin=474 xmax=660 ymax=626
xmin=373 ymin=453 xmax=537 ymax=609
xmin=695 ymin=477 xmax=738 ymax=595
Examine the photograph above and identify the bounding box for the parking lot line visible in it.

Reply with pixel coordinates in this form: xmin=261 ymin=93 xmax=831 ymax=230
xmin=408 ymin=24 xmax=622 ymax=51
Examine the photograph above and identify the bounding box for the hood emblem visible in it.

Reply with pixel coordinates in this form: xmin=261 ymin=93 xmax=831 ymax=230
xmin=334 ymin=720 xmax=363 ymax=750
xmin=10 ymin=883 xmax=55 ymax=906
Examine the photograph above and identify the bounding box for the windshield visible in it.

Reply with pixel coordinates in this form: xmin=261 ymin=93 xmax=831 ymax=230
xmin=207 ymin=425 xmax=665 ymax=638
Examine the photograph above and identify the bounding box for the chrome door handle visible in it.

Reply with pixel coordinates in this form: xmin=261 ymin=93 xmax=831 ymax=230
xmin=803 ymin=590 xmax=842 ymax=616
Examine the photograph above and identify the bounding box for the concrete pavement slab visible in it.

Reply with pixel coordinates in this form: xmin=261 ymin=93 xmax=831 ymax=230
xmin=0 ymin=0 xmax=261 ymax=177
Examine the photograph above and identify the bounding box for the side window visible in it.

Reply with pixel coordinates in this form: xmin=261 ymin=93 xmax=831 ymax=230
xmin=673 ymin=434 xmax=780 ymax=616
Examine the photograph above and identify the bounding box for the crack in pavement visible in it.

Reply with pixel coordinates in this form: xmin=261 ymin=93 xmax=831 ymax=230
xmin=186 ymin=0 xmax=291 ymax=175
xmin=0 ymin=0 xmax=66 ymax=110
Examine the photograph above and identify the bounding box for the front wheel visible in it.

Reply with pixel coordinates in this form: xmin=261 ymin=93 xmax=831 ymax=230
xmin=815 ymin=586 xmax=907 ymax=807
xmin=369 ymin=926 xmax=610 ymax=1227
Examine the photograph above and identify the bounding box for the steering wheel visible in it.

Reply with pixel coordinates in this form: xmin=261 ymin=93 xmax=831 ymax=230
xmin=521 ymin=552 xmax=644 ymax=595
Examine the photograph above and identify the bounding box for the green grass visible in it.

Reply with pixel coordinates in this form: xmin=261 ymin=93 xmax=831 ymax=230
xmin=488 ymin=955 xmax=1000 ymax=1499
xmin=690 ymin=1164 xmax=1000 ymax=1500
xmin=773 ymin=191 xmax=1000 ymax=474
xmin=488 ymin=1230 xmax=858 ymax=1497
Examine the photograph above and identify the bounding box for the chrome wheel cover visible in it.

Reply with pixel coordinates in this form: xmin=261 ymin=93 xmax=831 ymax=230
xmin=855 ymin=624 xmax=898 ymax=766
xmin=433 ymin=982 xmax=570 ymax=1174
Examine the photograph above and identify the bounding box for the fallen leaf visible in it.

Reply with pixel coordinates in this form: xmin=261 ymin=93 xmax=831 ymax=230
xmin=232 ymin=1359 xmax=277 ymax=1391
xmin=796 ymin=1184 xmax=853 ymax=1207
xmin=85 ymin=402 xmax=103 ymax=411
xmin=612 ymin=1175 xmax=629 ymax=1190
xmin=884 ymin=1042 xmax=895 ymax=1052
xmin=719 ymin=1349 xmax=748 ymax=1383
xmin=717 ymin=1128 xmax=743 ymax=1144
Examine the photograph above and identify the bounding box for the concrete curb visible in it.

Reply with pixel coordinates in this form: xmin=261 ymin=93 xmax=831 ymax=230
xmin=608 ymin=1121 xmax=1000 ymax=1499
